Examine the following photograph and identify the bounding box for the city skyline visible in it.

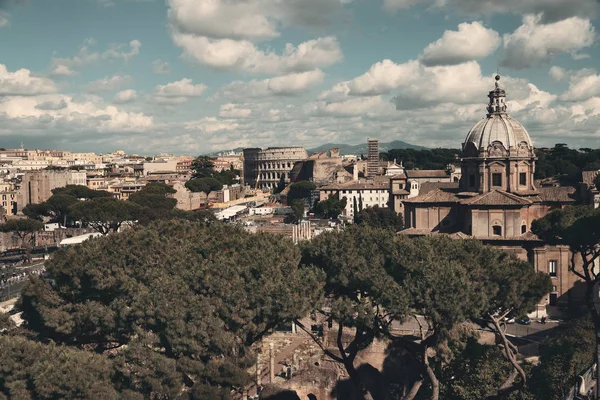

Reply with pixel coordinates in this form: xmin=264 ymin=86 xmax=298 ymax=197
xmin=1 ymin=0 xmax=599 ymax=154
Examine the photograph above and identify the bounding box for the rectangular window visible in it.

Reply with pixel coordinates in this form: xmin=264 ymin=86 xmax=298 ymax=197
xmin=469 ymin=174 xmax=475 ymax=187
xmin=519 ymin=172 xmax=527 ymax=186
xmin=492 ymin=173 xmax=502 ymax=187
xmin=492 ymin=225 xmax=502 ymax=236
xmin=549 ymin=260 xmax=557 ymax=277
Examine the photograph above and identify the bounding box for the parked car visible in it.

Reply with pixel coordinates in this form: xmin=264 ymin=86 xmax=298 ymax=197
xmin=503 ymin=317 xmax=515 ymax=324
xmin=516 ymin=316 xmax=531 ymax=325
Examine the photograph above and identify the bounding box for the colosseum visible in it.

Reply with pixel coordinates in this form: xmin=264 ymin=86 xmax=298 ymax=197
xmin=243 ymin=147 xmax=308 ymax=190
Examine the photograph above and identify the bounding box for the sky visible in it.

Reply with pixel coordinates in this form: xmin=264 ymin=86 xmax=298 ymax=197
xmin=0 ymin=0 xmax=599 ymax=155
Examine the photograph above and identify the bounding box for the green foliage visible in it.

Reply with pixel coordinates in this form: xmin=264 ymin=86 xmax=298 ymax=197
xmin=531 ymin=206 xmax=600 ymax=254
xmin=382 ymin=144 xmax=600 ymax=182
xmin=286 ymin=199 xmax=305 ymax=224
xmin=315 ymin=196 xmax=347 ymax=219
xmin=382 ymin=148 xmax=459 ymax=170
xmin=185 ymin=177 xmax=223 ymax=194
xmin=23 ymin=185 xmax=112 ymax=226
xmin=0 ymin=218 xmax=45 ymax=262
xmin=534 ymin=144 xmax=600 ymax=181
xmin=529 ymin=316 xmax=595 ymax=400
xmin=287 ymin=181 xmax=316 ymax=202
xmin=52 ymin=184 xmax=112 ymax=199
xmin=301 ymin=228 xmax=550 ymax=399
xmin=191 ymin=156 xmax=216 ymax=178
xmin=18 ymin=220 xmax=323 ymax=396
xmin=440 ymin=336 xmax=518 ymax=400
xmin=191 ymin=156 xmax=240 ymax=185
xmin=355 ymin=205 xmax=403 ymax=231
xmin=128 ymin=183 xmax=178 ymax=223
xmin=0 ymin=335 xmax=120 ymax=399
xmin=22 ymin=203 xmax=48 ymax=221
xmin=70 ymin=197 xmax=142 ymax=234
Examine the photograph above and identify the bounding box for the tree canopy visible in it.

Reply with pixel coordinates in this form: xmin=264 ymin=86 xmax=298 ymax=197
xmin=0 ymin=218 xmax=45 ymax=262
xmin=314 ymin=196 xmax=347 ymax=220
xmin=191 ymin=156 xmax=240 ymax=185
xmin=300 ymin=227 xmax=550 ymax=400
xmin=185 ymin=177 xmax=223 ymax=194
xmin=287 ymin=181 xmax=316 ymax=202
xmin=128 ymin=183 xmax=178 ymax=222
xmin=70 ymin=197 xmax=142 ymax=234
xmin=355 ymin=205 xmax=403 ymax=231
xmin=23 ymin=185 xmax=112 ymax=226
xmin=17 ymin=219 xmax=323 ymax=398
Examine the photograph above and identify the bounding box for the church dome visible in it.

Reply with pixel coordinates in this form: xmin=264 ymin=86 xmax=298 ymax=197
xmin=462 ymin=75 xmax=534 ymax=158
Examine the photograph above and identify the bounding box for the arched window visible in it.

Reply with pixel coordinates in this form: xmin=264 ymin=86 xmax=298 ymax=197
xmin=521 ymin=224 xmax=527 ymax=234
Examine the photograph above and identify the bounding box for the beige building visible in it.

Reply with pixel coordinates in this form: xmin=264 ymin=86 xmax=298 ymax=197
xmin=290 ymin=149 xmax=353 ymax=186
xmin=401 ymin=76 xmax=581 ymax=316
xmin=171 ymin=182 xmax=208 ymax=211
xmin=18 ymin=170 xmax=87 ymax=210
xmin=243 ymin=147 xmax=308 ymax=190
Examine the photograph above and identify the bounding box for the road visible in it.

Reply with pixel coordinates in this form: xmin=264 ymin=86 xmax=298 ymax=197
xmin=390 ymin=316 xmax=559 ymax=342
xmin=0 ymin=261 xmax=46 ymax=301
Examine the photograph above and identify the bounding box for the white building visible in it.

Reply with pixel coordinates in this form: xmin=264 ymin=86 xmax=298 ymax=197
xmin=319 ymin=180 xmax=390 ymax=220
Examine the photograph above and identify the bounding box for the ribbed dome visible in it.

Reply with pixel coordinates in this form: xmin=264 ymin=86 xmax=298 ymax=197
xmin=465 ymin=113 xmax=533 ymax=151
xmin=462 ymin=75 xmax=534 ymax=157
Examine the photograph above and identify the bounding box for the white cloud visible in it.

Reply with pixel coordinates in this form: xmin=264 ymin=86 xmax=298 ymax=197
xmin=168 ymin=0 xmax=347 ymax=42
xmin=383 ymin=0 xmax=424 ymax=12
xmin=114 ymin=89 xmax=138 ymax=104
xmin=219 ymin=103 xmax=252 ymax=118
xmin=433 ymin=0 xmax=599 ymax=23
xmin=501 ymin=15 xmax=596 ymax=69
xmin=152 ymin=59 xmax=171 ymax=74
xmin=151 ymin=78 xmax=207 ymax=104
xmin=0 ymin=94 xmax=153 ymax=133
xmin=344 ymin=59 xmax=421 ymax=96
xmin=173 ymin=34 xmax=343 ymax=75
xmin=560 ymin=71 xmax=600 ymax=102
xmin=0 ymin=11 xmax=10 ymax=27
xmin=50 ymin=65 xmax=78 ymax=77
xmin=168 ymin=0 xmax=344 ymax=76
xmin=549 ymin=66 xmax=567 ymax=82
xmin=419 ymin=21 xmax=500 ymax=66
xmin=217 ymin=70 xmax=325 ymax=102
xmin=50 ymin=39 xmax=142 ymax=74
xmin=0 ymin=64 xmax=59 ymax=96
xmin=84 ymin=74 xmax=132 ymax=93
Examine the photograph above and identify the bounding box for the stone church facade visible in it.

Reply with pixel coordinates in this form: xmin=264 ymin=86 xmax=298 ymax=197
xmin=401 ymin=76 xmax=582 ymax=317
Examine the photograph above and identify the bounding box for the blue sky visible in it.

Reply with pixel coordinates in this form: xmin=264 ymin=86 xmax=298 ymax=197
xmin=0 ymin=0 xmax=599 ymax=155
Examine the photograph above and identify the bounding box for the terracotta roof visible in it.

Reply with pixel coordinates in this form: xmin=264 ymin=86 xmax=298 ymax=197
xmin=405 ymin=170 xmax=449 ymax=178
xmin=320 ymin=180 xmax=389 ymax=191
xmin=582 ymin=170 xmax=600 ymax=186
xmin=401 ymin=230 xmax=542 ymax=242
xmin=389 ymin=173 xmax=407 ymax=179
xmin=537 ymin=186 xmax=577 ymax=203
xmin=392 ymin=189 xmax=410 ymax=195
xmin=403 ymin=188 xmax=460 ymax=203
xmin=419 ymin=182 xmax=459 ymax=195
xmin=461 ymin=190 xmax=532 ymax=206
xmin=398 ymin=228 xmax=438 ymax=236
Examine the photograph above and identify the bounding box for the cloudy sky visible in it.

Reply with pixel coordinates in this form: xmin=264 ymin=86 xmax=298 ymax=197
xmin=1 ymin=0 xmax=599 ymax=155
